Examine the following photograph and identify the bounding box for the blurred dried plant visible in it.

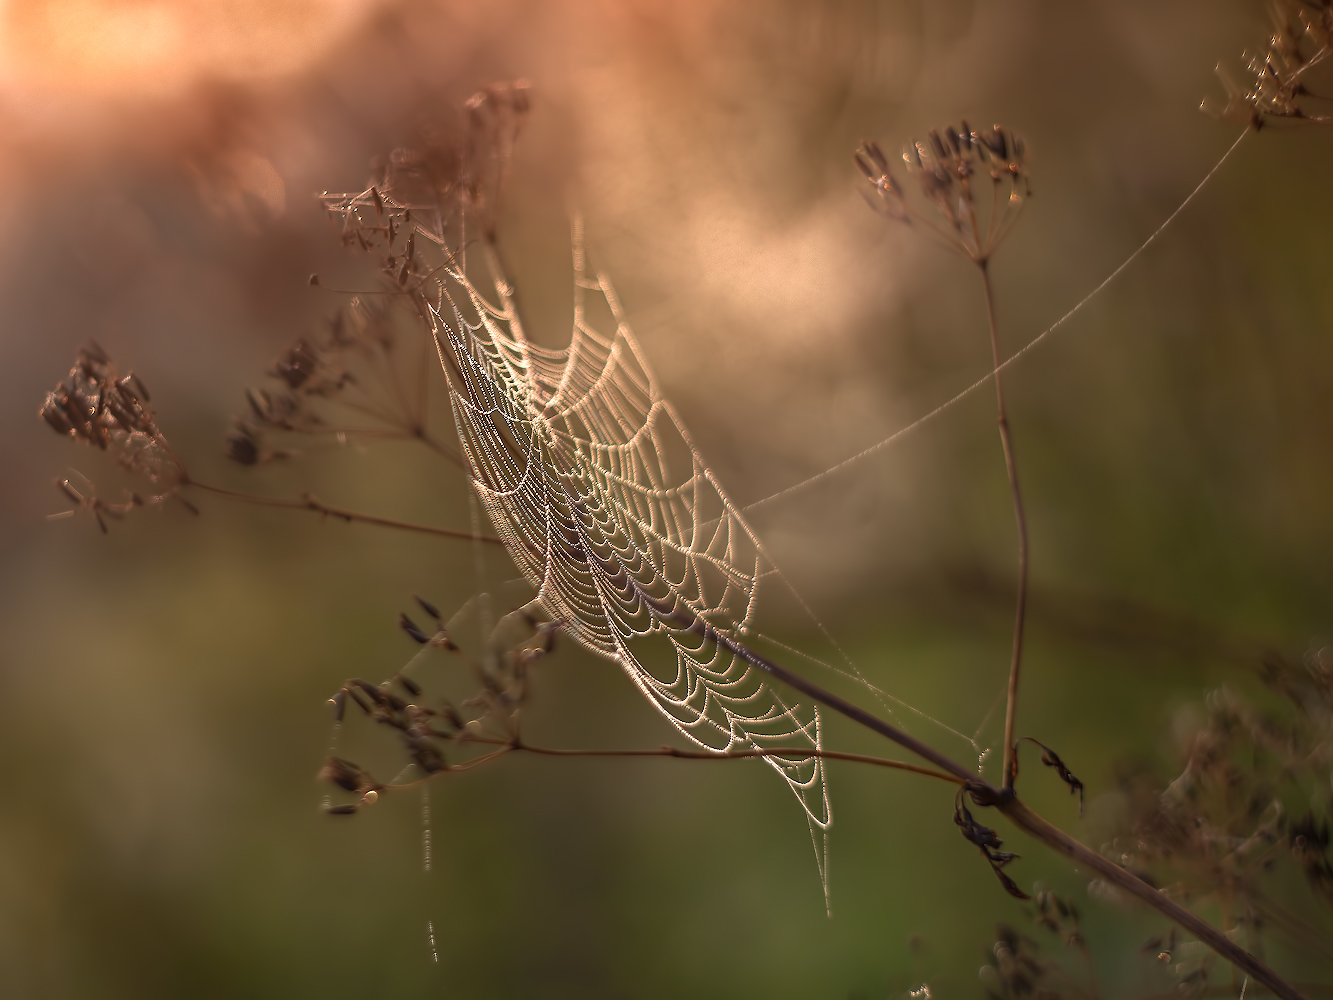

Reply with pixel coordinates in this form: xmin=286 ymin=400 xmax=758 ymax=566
xmin=1206 ymin=0 xmax=1333 ymax=126
xmin=1098 ymin=649 xmax=1333 ymax=982
xmin=980 ymin=921 xmax=1092 ymax=1000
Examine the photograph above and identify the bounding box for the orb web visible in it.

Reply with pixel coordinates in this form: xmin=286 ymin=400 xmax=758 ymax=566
xmin=422 ymin=225 xmax=831 ymax=884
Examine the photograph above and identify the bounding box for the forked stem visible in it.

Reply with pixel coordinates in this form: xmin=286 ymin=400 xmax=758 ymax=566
xmin=685 ymin=616 xmax=1305 ymax=1000
xmin=978 ymin=259 xmax=1030 ymax=791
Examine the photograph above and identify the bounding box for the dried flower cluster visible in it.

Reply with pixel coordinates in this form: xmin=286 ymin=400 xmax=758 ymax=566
xmin=319 ymin=599 xmax=558 ymax=815
xmin=39 ymin=343 xmax=190 ymax=531
xmin=855 ymin=123 xmax=1029 ymax=262
xmin=1207 ymin=0 xmax=1333 ymax=126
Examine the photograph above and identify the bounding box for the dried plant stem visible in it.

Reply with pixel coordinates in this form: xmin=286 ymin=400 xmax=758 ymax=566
xmin=685 ymin=615 xmax=1305 ymax=1000
xmin=183 ymin=479 xmax=503 ymax=544
xmin=996 ymin=798 xmax=1305 ymax=1000
xmin=389 ymin=739 xmax=961 ymax=788
xmin=507 ymin=742 xmax=960 ymax=782
xmin=979 ymin=259 xmax=1030 ymax=792
xmin=694 ymin=617 xmax=980 ymax=782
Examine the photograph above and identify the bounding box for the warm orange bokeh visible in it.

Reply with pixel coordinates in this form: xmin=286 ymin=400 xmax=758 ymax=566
xmin=0 ymin=0 xmax=374 ymax=98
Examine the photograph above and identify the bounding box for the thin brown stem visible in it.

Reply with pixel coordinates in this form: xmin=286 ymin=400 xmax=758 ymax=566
xmin=509 ymin=742 xmax=961 ymax=782
xmin=183 ymin=479 xmax=503 ymax=544
xmin=996 ymin=797 xmax=1304 ymax=1000
xmin=673 ymin=599 xmax=980 ymax=783
xmin=979 ymin=259 xmax=1030 ymax=791
xmin=379 ymin=740 xmax=960 ymax=792
xmin=676 ymin=614 xmax=1305 ymax=1000
xmin=390 ymin=747 xmax=513 ymax=787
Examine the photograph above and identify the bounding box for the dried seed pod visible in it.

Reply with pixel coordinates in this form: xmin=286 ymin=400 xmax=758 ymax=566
xmin=41 ymin=394 xmax=74 ymax=435
xmin=400 ymin=613 xmax=430 ymax=644
xmin=318 ymin=756 xmax=380 ymax=795
xmin=223 ymin=424 xmax=261 ymax=466
xmin=271 ymin=339 xmax=319 ymax=389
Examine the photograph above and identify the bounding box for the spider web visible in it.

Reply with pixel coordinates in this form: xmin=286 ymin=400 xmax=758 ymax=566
xmin=314 ymin=105 xmax=1252 ymax=913
xmin=428 ymin=222 xmax=832 ymax=892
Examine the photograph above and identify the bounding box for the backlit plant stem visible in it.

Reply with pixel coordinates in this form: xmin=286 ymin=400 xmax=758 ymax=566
xmin=979 ymin=259 xmax=1030 ymax=792
xmin=695 ymin=620 xmax=1307 ymax=1000
xmin=184 ymin=479 xmax=504 ymax=545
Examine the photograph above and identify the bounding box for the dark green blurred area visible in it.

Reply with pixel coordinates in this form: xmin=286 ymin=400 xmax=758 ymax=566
xmin=2 ymin=1 xmax=1332 ymax=997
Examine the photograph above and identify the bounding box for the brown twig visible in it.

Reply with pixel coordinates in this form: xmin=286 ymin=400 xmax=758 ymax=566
xmin=184 ymin=479 xmax=503 ymax=545
xmin=508 ymin=742 xmax=961 ymax=782
xmin=982 ymin=259 xmax=1030 ymax=792
xmin=677 ymin=613 xmax=1307 ymax=1000
xmin=997 ymin=797 xmax=1305 ymax=1000
xmin=374 ymin=730 xmax=962 ymax=789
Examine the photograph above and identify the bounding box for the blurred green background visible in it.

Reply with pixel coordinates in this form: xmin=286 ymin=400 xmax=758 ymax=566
xmin=1 ymin=0 xmax=1331 ymax=996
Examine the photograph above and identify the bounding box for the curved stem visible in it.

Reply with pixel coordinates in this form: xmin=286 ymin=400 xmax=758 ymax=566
xmin=688 ymin=618 xmax=1305 ymax=1000
xmin=997 ymin=797 xmax=1305 ymax=1000
xmin=383 ymin=741 xmax=962 ymax=793
xmin=979 ymin=259 xmax=1030 ymax=791
xmin=183 ymin=479 xmax=503 ymax=545
xmin=510 ymin=742 xmax=961 ymax=783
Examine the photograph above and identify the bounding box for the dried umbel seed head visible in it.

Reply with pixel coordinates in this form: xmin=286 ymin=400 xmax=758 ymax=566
xmin=855 ymin=122 xmax=1029 ymax=262
xmin=40 ymin=343 xmax=190 ymax=527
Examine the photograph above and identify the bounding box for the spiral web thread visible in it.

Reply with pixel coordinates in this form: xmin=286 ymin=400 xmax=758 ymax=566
xmin=426 ymin=223 xmax=831 ymax=893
